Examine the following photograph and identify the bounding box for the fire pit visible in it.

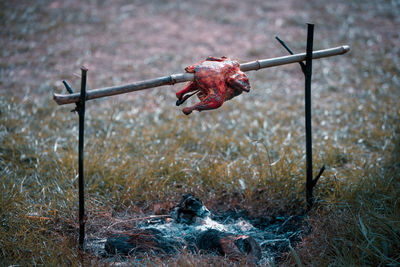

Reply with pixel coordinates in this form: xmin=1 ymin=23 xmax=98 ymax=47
xmin=87 ymin=195 xmax=305 ymax=264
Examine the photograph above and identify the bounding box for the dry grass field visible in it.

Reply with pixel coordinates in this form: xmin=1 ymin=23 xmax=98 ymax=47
xmin=1 ymin=0 xmax=399 ymax=265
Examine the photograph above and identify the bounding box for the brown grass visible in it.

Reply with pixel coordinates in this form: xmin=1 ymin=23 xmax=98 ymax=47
xmin=1 ymin=0 xmax=400 ymax=265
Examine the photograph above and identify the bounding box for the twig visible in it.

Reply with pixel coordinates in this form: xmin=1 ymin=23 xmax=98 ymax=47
xmin=106 ymin=215 xmax=172 ymax=229
xmin=26 ymin=215 xmax=52 ymax=221
xmin=312 ymin=165 xmax=325 ymax=188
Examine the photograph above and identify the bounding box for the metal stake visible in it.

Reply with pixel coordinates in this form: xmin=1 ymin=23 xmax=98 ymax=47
xmin=305 ymin=24 xmax=314 ymax=210
xmin=276 ymin=24 xmax=325 ymax=210
xmin=78 ymin=66 xmax=88 ymax=248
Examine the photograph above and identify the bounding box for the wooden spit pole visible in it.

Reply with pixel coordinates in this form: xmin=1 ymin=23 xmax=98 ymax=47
xmin=53 ymin=45 xmax=349 ymax=105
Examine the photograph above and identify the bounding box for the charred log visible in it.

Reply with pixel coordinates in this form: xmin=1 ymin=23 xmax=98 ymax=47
xmin=105 ymin=228 xmax=181 ymax=255
xmin=196 ymin=229 xmax=261 ymax=263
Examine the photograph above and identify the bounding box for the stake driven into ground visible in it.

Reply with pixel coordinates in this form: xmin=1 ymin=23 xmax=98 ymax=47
xmin=53 ymin=45 xmax=349 ymax=105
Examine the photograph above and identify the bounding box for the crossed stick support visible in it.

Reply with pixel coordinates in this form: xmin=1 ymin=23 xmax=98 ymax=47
xmin=54 ymin=24 xmax=349 ymax=248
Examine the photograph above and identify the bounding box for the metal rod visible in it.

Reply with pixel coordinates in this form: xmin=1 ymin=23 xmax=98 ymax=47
xmin=78 ymin=66 xmax=88 ymax=248
xmin=53 ymin=45 xmax=350 ymax=105
xmin=275 ymin=36 xmax=306 ymax=74
xmin=62 ymin=80 xmax=74 ymax=94
xmin=275 ymin=36 xmax=296 ymax=55
xmin=305 ymin=24 xmax=314 ymax=210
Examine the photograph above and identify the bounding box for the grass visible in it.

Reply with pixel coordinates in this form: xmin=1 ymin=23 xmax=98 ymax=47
xmin=1 ymin=48 xmax=399 ymax=264
xmin=1 ymin=0 xmax=400 ymax=266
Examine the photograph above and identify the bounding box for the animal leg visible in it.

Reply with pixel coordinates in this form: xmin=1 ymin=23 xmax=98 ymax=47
xmin=176 ymin=82 xmax=199 ymax=104
xmin=182 ymin=93 xmax=224 ymax=115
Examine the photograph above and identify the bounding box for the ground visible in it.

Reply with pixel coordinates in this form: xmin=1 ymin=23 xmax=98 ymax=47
xmin=0 ymin=0 xmax=399 ymax=266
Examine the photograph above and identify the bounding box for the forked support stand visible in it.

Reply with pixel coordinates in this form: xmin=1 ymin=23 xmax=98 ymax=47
xmin=277 ymin=23 xmax=325 ymax=210
xmin=63 ymin=67 xmax=87 ymax=248
xmin=303 ymin=24 xmax=325 ymax=210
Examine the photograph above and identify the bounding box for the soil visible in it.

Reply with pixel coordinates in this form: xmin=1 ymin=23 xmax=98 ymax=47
xmin=4 ymin=0 xmax=398 ymax=101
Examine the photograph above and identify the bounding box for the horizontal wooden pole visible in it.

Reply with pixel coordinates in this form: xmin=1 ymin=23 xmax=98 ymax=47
xmin=53 ymin=45 xmax=349 ymax=105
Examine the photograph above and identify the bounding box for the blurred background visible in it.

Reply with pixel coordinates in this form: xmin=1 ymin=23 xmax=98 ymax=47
xmin=1 ymin=0 xmax=398 ymax=102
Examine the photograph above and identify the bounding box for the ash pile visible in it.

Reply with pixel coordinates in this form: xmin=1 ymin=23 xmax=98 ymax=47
xmin=101 ymin=194 xmax=305 ymax=264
